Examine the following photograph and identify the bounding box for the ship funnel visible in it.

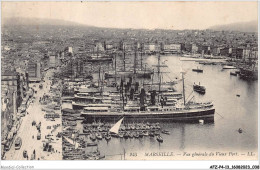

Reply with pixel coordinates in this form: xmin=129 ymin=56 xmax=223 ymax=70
xmin=140 ymin=88 xmax=146 ymax=111
xmin=151 ymin=90 xmax=156 ymax=105
xmin=130 ymin=88 xmax=135 ymax=100
xmin=135 ymin=82 xmax=139 ymax=92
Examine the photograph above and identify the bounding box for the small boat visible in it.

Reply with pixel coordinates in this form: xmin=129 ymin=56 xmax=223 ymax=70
xmin=238 ymin=128 xmax=243 ymax=134
xmin=104 ymin=133 xmax=111 ymax=141
xmin=150 ymin=125 xmax=156 ymax=130
xmin=130 ymin=124 xmax=135 ymax=130
xmin=118 ymin=132 xmax=124 ymax=138
xmin=109 ymin=117 xmax=124 ymax=138
xmin=129 ymin=132 xmax=134 ymax=138
xmin=161 ymin=130 xmax=170 ymax=135
xmin=192 ymin=67 xmax=203 ymax=73
xmin=125 ymin=125 xmax=130 ymax=131
xmin=121 ymin=126 xmax=126 ymax=131
xmin=154 ymin=131 xmax=160 ymax=136
xmin=97 ymin=127 xmax=102 ymax=132
xmin=149 ymin=131 xmax=154 ymax=137
xmin=123 ymin=132 xmax=129 ymax=139
xmin=146 ymin=125 xmax=150 ymax=130
xmin=96 ymin=133 xmax=103 ymax=140
xmin=76 ymin=117 xmax=85 ymax=121
xmin=156 ymin=135 xmax=163 ymax=143
xmin=111 ymin=133 xmax=119 ymax=138
xmin=134 ymin=132 xmax=139 ymax=138
xmin=87 ymin=142 xmax=98 ymax=147
xmin=143 ymin=131 xmax=149 ymax=136
xmin=230 ymin=72 xmax=237 ymax=76
xmin=89 ymin=133 xmax=96 ymax=141
xmin=140 ymin=124 xmax=146 ymax=130
xmin=223 ymin=65 xmax=236 ymax=69
xmin=155 ymin=124 xmax=160 ymax=130
xmin=97 ymin=154 xmax=105 ymax=160
xmin=193 ymin=83 xmax=206 ymax=94
xmin=139 ymin=131 xmax=144 ymax=138
xmin=235 ymin=70 xmax=240 ymax=74
xmin=236 ymin=94 xmax=240 ymax=97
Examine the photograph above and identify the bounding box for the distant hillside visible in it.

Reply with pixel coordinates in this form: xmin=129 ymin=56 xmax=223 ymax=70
xmin=209 ymin=20 xmax=258 ymax=33
xmin=2 ymin=17 xmax=87 ymax=27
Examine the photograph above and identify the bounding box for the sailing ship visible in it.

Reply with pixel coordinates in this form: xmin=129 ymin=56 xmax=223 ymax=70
xmin=87 ymin=46 xmax=113 ymax=62
xmin=105 ymin=45 xmax=153 ymax=79
xmin=238 ymin=50 xmax=258 ymax=80
xmin=81 ymin=51 xmax=215 ymax=123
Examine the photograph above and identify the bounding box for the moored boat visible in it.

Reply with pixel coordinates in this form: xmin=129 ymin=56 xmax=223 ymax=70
xmin=193 ymin=83 xmax=206 ymax=94
xmin=161 ymin=130 xmax=170 ymax=135
xmin=156 ymin=135 xmax=163 ymax=143
xmin=192 ymin=67 xmax=203 ymax=73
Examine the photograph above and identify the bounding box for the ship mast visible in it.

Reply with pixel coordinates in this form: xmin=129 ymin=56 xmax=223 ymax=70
xmin=98 ymin=64 xmax=101 ymax=94
xmin=123 ymin=46 xmax=126 ymax=72
xmin=133 ymin=43 xmax=137 ymax=83
xmin=134 ymin=44 xmax=137 ymax=75
xmin=115 ymin=52 xmax=117 ymax=84
xmin=181 ymin=72 xmax=186 ymax=105
xmin=97 ymin=45 xmax=99 ymax=58
xmin=121 ymin=79 xmax=125 ymax=110
xmin=140 ymin=43 xmax=143 ymax=71
xmin=158 ymin=52 xmax=161 ymax=101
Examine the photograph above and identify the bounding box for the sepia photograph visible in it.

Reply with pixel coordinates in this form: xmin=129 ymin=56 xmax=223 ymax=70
xmin=1 ymin=1 xmax=258 ymax=169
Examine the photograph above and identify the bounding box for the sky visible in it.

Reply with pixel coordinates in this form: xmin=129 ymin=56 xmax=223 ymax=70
xmin=1 ymin=1 xmax=258 ymax=30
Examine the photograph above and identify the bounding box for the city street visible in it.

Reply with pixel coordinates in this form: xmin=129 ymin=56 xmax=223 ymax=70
xmin=5 ymin=69 xmax=62 ymax=160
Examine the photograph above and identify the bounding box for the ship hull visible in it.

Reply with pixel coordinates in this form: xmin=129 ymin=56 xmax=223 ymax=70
xmin=87 ymin=58 xmax=113 ymax=62
xmin=81 ymin=108 xmax=215 ymax=123
xmin=105 ymin=72 xmax=153 ymax=79
xmin=239 ymin=68 xmax=258 ymax=80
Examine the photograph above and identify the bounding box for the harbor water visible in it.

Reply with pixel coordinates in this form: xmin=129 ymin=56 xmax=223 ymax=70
xmin=62 ymin=55 xmax=258 ymax=160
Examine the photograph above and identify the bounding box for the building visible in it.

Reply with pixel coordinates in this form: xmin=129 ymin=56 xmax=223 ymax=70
xmin=198 ymin=45 xmax=210 ymax=55
xmin=68 ymin=47 xmax=73 ymax=54
xmin=49 ymin=55 xmax=56 ymax=68
xmin=231 ymin=48 xmax=243 ymax=59
xmin=243 ymin=49 xmax=251 ymax=61
xmin=27 ymin=61 xmax=41 ymax=82
xmin=211 ymin=46 xmax=220 ymax=56
xmin=219 ymin=47 xmax=230 ymax=56
xmin=192 ymin=44 xmax=198 ymax=53
xmin=242 ymin=49 xmax=258 ymax=61
xmin=144 ymin=43 xmax=157 ymax=53
xmin=27 ymin=62 xmax=37 ymax=77
xmin=1 ymin=70 xmax=22 ymax=119
xmin=94 ymin=42 xmax=105 ymax=52
xmin=184 ymin=43 xmax=192 ymax=52
xmin=163 ymin=43 xmax=181 ymax=53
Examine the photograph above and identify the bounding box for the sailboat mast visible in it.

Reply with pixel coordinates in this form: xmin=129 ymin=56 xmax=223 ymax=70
xmin=115 ymin=52 xmax=117 ymax=83
xmin=97 ymin=45 xmax=99 ymax=58
xmin=141 ymin=43 xmax=143 ymax=71
xmin=142 ymin=64 xmax=146 ymax=88
xmin=134 ymin=45 xmax=137 ymax=75
xmin=98 ymin=64 xmax=101 ymax=93
xmin=123 ymin=46 xmax=126 ymax=72
xmin=158 ymin=53 xmax=161 ymax=101
xmin=122 ymin=80 xmax=125 ymax=110
xmin=182 ymin=72 xmax=186 ymax=105
xmin=101 ymin=69 xmax=104 ymax=95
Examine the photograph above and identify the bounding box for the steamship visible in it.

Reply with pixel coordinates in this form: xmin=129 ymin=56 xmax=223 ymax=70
xmin=81 ymin=50 xmax=215 ymax=123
